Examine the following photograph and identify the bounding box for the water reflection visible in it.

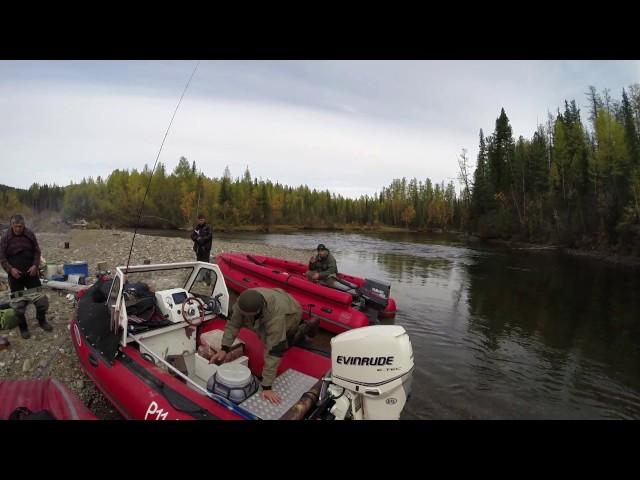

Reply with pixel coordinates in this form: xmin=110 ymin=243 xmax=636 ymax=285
xmin=464 ymin=251 xmax=640 ymax=418
xmin=367 ymin=251 xmax=453 ymax=284
xmin=466 ymin=253 xmax=640 ymax=371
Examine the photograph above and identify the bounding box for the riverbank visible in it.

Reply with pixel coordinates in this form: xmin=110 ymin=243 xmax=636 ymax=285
xmin=0 ymin=229 xmax=312 ymax=419
xmin=471 ymin=237 xmax=640 ymax=271
xmin=203 ymin=224 xmax=412 ymax=233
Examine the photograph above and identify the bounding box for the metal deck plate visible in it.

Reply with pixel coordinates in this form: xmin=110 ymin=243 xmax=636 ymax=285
xmin=240 ymin=369 xmax=318 ymax=420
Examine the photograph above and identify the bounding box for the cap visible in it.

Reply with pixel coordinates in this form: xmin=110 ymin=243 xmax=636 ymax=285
xmin=237 ymin=289 xmax=264 ymax=316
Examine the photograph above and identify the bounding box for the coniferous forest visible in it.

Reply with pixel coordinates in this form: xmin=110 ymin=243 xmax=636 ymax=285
xmin=2 ymin=85 xmax=639 ymax=254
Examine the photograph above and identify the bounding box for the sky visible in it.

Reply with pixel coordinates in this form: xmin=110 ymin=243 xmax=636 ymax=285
xmin=1 ymin=60 xmax=639 ymax=199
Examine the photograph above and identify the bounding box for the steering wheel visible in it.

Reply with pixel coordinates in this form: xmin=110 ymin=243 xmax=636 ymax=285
xmin=182 ymin=296 xmax=205 ymax=326
xmin=205 ymin=293 xmax=224 ymax=315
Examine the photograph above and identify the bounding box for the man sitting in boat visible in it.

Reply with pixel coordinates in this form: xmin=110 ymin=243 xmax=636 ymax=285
xmin=211 ymin=288 xmax=319 ymax=405
xmin=305 ymin=244 xmax=338 ymax=287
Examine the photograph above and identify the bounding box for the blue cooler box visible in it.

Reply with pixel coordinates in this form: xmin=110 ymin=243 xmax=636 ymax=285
xmin=63 ymin=261 xmax=89 ymax=277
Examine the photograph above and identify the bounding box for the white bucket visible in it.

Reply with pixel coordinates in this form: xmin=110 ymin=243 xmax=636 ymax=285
xmin=45 ymin=264 xmax=62 ymax=279
xmin=208 ymin=363 xmax=256 ymax=403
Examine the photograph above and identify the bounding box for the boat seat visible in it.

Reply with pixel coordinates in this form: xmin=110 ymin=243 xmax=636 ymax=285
xmin=321 ymin=278 xmax=358 ymax=294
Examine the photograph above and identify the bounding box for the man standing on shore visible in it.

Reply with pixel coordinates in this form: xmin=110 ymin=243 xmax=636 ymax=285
xmin=191 ymin=213 xmax=213 ymax=263
xmin=0 ymin=214 xmax=52 ymax=339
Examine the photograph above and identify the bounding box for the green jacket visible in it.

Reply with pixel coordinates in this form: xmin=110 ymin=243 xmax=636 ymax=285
xmin=221 ymin=288 xmax=302 ymax=387
xmin=308 ymin=252 xmax=338 ymax=279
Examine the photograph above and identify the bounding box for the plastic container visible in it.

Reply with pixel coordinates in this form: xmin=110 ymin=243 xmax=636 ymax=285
xmin=195 ymin=352 xmax=250 ymax=381
xmin=195 ymin=353 xmax=219 ymax=381
xmin=207 ymin=363 xmax=257 ymax=404
xmin=45 ymin=264 xmax=63 ymax=279
xmin=63 ymin=261 xmax=89 ymax=277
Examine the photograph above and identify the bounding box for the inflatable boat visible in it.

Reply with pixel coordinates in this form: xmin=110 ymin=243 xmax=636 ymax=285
xmin=70 ymin=261 xmax=413 ymax=420
xmin=0 ymin=379 xmax=97 ymax=420
xmin=216 ymin=253 xmax=397 ymax=334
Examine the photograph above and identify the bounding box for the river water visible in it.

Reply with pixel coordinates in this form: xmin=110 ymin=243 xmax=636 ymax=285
xmin=146 ymin=229 xmax=640 ymax=419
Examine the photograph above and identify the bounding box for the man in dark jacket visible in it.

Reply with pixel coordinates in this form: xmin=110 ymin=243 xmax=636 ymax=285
xmin=305 ymin=243 xmax=338 ymax=286
xmin=211 ymin=288 xmax=319 ymax=405
xmin=0 ymin=214 xmax=52 ymax=339
xmin=191 ymin=213 xmax=213 ymax=263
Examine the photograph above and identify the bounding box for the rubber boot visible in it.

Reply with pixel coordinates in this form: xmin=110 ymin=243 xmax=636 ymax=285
xmin=37 ymin=311 xmax=53 ymax=332
xmin=17 ymin=312 xmax=30 ymax=339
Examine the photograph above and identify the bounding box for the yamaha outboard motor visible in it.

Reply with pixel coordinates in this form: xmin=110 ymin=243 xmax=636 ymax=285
xmin=317 ymin=325 xmax=413 ymax=420
xmin=357 ymin=278 xmax=391 ymax=311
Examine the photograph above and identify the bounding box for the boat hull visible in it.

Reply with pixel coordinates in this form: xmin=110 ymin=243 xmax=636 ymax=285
xmin=70 ymin=317 xmax=331 ymax=420
xmin=0 ymin=378 xmax=97 ymax=420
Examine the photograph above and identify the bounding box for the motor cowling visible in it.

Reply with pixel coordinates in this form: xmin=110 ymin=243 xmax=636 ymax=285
xmin=357 ymin=278 xmax=391 ymax=311
xmin=329 ymin=325 xmax=413 ymax=420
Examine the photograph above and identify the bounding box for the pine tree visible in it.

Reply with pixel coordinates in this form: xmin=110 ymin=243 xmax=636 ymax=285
xmin=622 ymin=88 xmax=640 ymax=167
xmin=487 ymin=108 xmax=515 ymax=197
xmin=529 ymin=125 xmax=549 ymax=196
xmin=243 ymin=166 xmax=252 ymax=184
xmin=471 ymin=129 xmax=490 ymax=217
xmin=173 ymin=156 xmax=192 ymax=178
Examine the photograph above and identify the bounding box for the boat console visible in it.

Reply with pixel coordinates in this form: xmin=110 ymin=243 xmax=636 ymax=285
xmin=155 ymin=288 xmax=196 ymax=323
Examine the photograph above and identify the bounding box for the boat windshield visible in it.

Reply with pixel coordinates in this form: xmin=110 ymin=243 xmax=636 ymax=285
xmin=121 ymin=267 xmax=195 ymax=294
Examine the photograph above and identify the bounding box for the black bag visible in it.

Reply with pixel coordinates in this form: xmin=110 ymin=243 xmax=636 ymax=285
xmin=88 ymin=276 xmax=114 ymax=303
xmin=123 ymin=282 xmax=156 ymax=316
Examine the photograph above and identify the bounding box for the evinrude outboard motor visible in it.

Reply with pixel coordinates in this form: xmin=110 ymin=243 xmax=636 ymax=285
xmin=319 ymin=325 xmax=413 ymax=420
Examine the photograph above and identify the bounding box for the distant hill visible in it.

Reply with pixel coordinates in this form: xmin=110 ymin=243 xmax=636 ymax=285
xmin=0 ymin=183 xmax=24 ymax=193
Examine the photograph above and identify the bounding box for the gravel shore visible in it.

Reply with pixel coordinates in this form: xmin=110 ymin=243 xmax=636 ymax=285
xmin=0 ymin=229 xmax=309 ymax=419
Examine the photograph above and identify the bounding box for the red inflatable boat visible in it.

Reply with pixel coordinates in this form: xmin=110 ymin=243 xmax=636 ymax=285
xmin=70 ymin=261 xmax=414 ymax=421
xmin=70 ymin=261 xmax=333 ymax=420
xmin=0 ymin=379 xmax=97 ymax=420
xmin=216 ymin=253 xmax=397 ymax=334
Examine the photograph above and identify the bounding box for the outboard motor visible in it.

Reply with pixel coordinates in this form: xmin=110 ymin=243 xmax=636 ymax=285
xmin=320 ymin=325 xmax=413 ymax=420
xmin=357 ymin=278 xmax=391 ymax=311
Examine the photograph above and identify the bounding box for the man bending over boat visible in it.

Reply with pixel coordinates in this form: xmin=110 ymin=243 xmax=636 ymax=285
xmin=0 ymin=214 xmax=52 ymax=339
xmin=305 ymin=244 xmax=338 ymax=287
xmin=212 ymin=288 xmax=319 ymax=405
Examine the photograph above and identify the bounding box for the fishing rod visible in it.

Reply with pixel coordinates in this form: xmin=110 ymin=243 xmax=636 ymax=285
xmin=124 ymin=61 xmax=200 ymax=273
xmin=196 ymin=173 xmax=202 ymax=218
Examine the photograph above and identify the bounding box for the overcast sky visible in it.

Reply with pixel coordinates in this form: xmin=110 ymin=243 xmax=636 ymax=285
xmin=1 ymin=60 xmax=639 ymax=198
